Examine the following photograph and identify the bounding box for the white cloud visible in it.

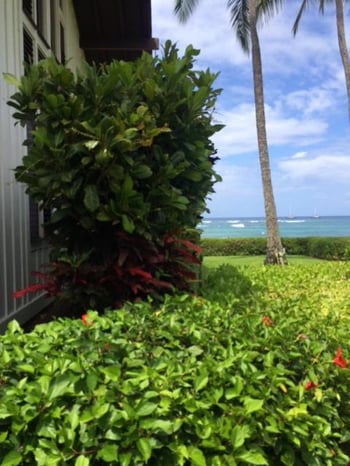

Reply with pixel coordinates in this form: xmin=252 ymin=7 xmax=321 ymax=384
xmin=212 ymin=103 xmax=328 ymax=158
xmin=278 ymin=154 xmax=350 ymax=182
xmin=291 ymin=151 xmax=307 ymax=159
xmin=152 ymin=0 xmax=248 ymax=68
xmin=284 ymin=88 xmax=334 ymax=116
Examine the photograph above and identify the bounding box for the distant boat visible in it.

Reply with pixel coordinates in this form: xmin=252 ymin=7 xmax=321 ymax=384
xmin=313 ymin=209 xmax=320 ymax=219
xmin=287 ymin=207 xmax=295 ymax=219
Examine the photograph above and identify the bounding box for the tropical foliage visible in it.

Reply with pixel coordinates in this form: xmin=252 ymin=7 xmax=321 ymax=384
xmin=1 ymin=262 xmax=350 ymax=464
xmin=7 ymin=42 xmax=222 ymax=311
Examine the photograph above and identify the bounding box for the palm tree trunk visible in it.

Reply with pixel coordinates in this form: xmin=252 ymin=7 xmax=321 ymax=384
xmin=248 ymin=0 xmax=287 ymax=265
xmin=335 ymin=0 xmax=350 ymax=120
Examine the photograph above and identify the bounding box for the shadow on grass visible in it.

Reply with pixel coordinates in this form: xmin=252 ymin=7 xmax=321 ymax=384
xmin=200 ymin=263 xmax=258 ymax=307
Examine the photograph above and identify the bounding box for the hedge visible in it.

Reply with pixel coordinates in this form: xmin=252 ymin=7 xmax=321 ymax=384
xmin=1 ymin=261 xmax=350 ymax=464
xmin=200 ymin=237 xmax=350 ymax=260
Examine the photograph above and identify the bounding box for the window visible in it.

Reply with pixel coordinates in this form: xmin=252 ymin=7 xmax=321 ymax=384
xmin=23 ymin=0 xmax=33 ymax=19
xmin=50 ymin=0 xmax=57 ymax=57
xmin=22 ymin=0 xmax=67 ymax=243
xmin=36 ymin=0 xmax=45 ymax=37
xmin=60 ymin=23 xmax=65 ymax=64
xmin=23 ymin=29 xmax=34 ymax=65
xmin=23 ymin=0 xmax=63 ymax=60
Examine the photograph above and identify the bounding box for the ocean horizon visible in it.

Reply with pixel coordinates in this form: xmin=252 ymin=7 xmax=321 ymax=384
xmin=200 ymin=215 xmax=350 ymax=239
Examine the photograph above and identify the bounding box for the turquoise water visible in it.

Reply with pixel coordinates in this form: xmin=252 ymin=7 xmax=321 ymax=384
xmin=200 ymin=216 xmax=350 ymax=238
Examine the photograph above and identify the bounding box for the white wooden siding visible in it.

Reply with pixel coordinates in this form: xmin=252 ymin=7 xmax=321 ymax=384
xmin=0 ymin=0 xmax=85 ymax=331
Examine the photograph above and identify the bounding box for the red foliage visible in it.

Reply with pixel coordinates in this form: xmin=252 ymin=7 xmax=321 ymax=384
xmin=12 ymin=232 xmax=202 ymax=312
xmin=12 ymin=283 xmax=46 ymax=299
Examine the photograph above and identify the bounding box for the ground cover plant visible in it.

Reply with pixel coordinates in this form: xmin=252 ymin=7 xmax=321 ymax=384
xmin=7 ymin=41 xmax=222 ymax=311
xmin=1 ymin=262 xmax=350 ymax=465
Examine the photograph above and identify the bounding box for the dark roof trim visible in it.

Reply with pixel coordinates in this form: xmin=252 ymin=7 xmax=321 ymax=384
xmin=72 ymin=0 xmax=158 ymax=63
xmin=80 ymin=38 xmax=159 ymax=52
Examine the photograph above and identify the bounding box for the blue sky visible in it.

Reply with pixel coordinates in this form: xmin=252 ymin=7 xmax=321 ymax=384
xmin=151 ymin=1 xmax=350 ymax=218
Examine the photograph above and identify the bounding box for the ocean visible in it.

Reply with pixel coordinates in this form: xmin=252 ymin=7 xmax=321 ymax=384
xmin=200 ymin=216 xmax=350 ymax=239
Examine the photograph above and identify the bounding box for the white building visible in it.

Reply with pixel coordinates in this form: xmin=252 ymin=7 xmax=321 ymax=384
xmin=0 ymin=0 xmax=157 ymax=331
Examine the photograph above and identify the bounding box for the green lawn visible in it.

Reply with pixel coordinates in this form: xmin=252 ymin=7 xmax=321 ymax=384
xmin=203 ymin=254 xmax=325 ymax=268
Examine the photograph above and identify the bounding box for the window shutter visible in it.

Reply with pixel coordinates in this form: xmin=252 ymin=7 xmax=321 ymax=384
xmin=23 ymin=28 xmax=34 ymax=65
xmin=22 ymin=0 xmax=33 ymax=18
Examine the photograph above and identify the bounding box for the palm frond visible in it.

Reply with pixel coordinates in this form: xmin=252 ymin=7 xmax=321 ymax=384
xmin=174 ymin=0 xmax=200 ymax=23
xmin=227 ymin=0 xmax=250 ymax=53
xmin=257 ymin=0 xmax=284 ymax=25
xmin=319 ymin=0 xmax=346 ymax=14
xmin=292 ymin=0 xmax=310 ymax=35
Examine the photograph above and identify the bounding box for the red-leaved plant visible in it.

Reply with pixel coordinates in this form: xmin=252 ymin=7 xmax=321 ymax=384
xmin=13 ymin=233 xmax=202 ymax=311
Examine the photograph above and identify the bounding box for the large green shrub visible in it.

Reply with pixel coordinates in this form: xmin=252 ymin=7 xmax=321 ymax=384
xmin=7 ymin=42 xmax=223 ymax=310
xmin=1 ymin=264 xmax=350 ymax=465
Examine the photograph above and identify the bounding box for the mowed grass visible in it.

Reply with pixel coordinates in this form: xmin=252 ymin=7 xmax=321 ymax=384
xmin=203 ymin=254 xmax=325 ymax=268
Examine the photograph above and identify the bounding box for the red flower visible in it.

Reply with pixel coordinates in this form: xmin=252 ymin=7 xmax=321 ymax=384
xmin=262 ymin=315 xmax=273 ymax=327
xmin=81 ymin=314 xmax=92 ymax=326
xmin=304 ymin=380 xmax=318 ymax=390
xmin=333 ymin=347 xmax=347 ymax=368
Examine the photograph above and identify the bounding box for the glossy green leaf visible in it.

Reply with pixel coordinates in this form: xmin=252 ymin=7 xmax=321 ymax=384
xmin=136 ymin=437 xmax=152 ymax=462
xmin=243 ymin=398 xmax=264 ymax=414
xmin=3 ymin=72 xmax=20 ymax=88
xmin=74 ymin=455 xmax=90 ymax=466
xmin=133 ymin=164 xmax=152 ymax=179
xmin=1 ymin=450 xmax=22 ymax=466
xmin=236 ymin=450 xmax=268 ymax=465
xmin=119 ymin=452 xmax=132 ymax=466
xmin=231 ymin=425 xmax=251 ymax=449
xmin=48 ymin=374 xmax=73 ymax=400
xmin=83 ymin=184 xmax=100 ymax=212
xmin=194 ymin=370 xmax=209 ymax=392
xmin=84 ymin=140 xmax=99 ymax=150
xmin=188 ymin=446 xmax=206 ymax=466
xmin=101 ymin=365 xmax=121 ymax=382
xmin=96 ymin=444 xmax=118 ymax=462
xmin=136 ymin=402 xmax=158 ymax=417
xmin=122 ymin=214 xmax=135 ymax=233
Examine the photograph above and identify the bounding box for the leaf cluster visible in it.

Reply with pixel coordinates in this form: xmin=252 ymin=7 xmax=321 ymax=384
xmin=1 ymin=262 xmax=350 ymax=464
xmin=9 ymin=42 xmax=222 ymax=239
xmin=7 ymin=41 xmax=223 ymax=309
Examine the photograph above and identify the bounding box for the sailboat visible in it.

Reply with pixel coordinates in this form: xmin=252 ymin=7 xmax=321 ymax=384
xmin=313 ymin=209 xmax=319 ymax=219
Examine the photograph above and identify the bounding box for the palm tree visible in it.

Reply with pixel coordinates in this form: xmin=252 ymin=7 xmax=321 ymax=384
xmin=293 ymin=0 xmax=350 ymax=120
xmin=174 ymin=0 xmax=287 ymax=264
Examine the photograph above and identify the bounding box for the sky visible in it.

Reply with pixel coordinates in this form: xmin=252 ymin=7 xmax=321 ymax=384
xmin=151 ymin=1 xmax=350 ymax=218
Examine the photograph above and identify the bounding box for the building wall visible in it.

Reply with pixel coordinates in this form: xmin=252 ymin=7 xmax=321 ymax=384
xmin=0 ymin=0 xmax=85 ymax=331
